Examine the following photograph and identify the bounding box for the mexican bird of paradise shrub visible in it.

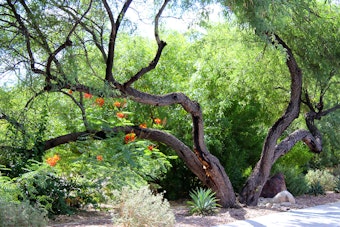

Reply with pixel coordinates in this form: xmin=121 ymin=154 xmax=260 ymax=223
xmin=41 ymin=94 xmax=176 ymax=205
xmin=46 ymin=154 xmax=60 ymax=167
xmin=0 ymin=89 xmax=176 ymax=213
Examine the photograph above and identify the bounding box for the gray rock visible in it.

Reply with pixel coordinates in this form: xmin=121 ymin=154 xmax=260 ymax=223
xmin=272 ymin=190 xmax=296 ymax=204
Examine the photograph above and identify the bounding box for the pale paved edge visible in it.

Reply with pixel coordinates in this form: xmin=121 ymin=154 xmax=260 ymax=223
xmin=214 ymin=202 xmax=340 ymax=227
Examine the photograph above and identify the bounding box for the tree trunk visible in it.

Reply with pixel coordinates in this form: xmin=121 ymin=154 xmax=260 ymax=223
xmin=239 ymin=34 xmax=303 ymax=205
xmin=133 ymin=127 xmax=237 ymax=208
xmin=117 ymin=87 xmax=237 ymax=207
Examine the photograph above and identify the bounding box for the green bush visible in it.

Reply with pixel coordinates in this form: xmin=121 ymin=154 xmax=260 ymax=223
xmin=16 ymin=162 xmax=83 ymax=216
xmin=334 ymin=176 xmax=340 ymax=193
xmin=187 ymin=187 xmax=221 ymax=215
xmin=308 ymin=181 xmax=325 ymax=196
xmin=113 ymin=186 xmax=175 ymax=227
xmin=305 ymin=169 xmax=337 ymax=191
xmin=0 ymin=199 xmax=47 ymax=227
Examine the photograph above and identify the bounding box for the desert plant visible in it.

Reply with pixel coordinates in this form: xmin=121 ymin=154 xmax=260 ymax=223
xmin=187 ymin=187 xmax=221 ymax=215
xmin=113 ymin=186 xmax=175 ymax=227
xmin=305 ymin=169 xmax=337 ymax=191
xmin=0 ymin=199 xmax=47 ymax=227
xmin=308 ymin=181 xmax=325 ymax=196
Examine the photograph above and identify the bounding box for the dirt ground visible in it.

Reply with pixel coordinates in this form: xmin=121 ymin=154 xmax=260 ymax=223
xmin=48 ymin=192 xmax=340 ymax=227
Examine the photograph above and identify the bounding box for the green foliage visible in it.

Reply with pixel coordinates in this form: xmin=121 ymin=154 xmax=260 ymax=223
xmin=334 ymin=176 xmax=340 ymax=193
xmin=309 ymin=113 xmax=340 ymax=169
xmin=188 ymin=24 xmax=279 ymax=191
xmin=187 ymin=187 xmax=221 ymax=215
xmin=0 ymin=166 xmax=48 ymax=226
xmin=0 ymin=172 xmax=22 ymax=203
xmin=112 ymin=186 xmax=175 ymax=227
xmin=15 ymin=161 xmax=83 ymax=216
xmin=272 ymin=143 xmax=316 ymax=196
xmin=308 ymin=181 xmax=325 ymax=196
xmin=0 ymin=199 xmax=48 ymax=227
xmin=305 ymin=169 xmax=337 ymax=191
xmin=272 ymin=164 xmax=309 ymax=196
xmin=276 ymin=142 xmax=314 ymax=170
xmin=52 ymin=135 xmax=173 ymax=202
xmin=160 ymin=157 xmax=202 ymax=200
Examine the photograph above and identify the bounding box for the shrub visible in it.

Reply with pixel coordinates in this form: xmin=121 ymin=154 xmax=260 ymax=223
xmin=308 ymin=181 xmax=325 ymax=196
xmin=187 ymin=187 xmax=221 ymax=215
xmin=113 ymin=186 xmax=175 ymax=227
xmin=305 ymin=169 xmax=337 ymax=191
xmin=16 ymin=162 xmax=83 ymax=216
xmin=0 ymin=174 xmax=22 ymax=203
xmin=0 ymin=199 xmax=47 ymax=227
xmin=334 ymin=176 xmax=340 ymax=193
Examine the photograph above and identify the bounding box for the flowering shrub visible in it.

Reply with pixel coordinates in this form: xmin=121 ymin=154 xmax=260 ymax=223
xmin=139 ymin=123 xmax=147 ymax=128
xmin=16 ymin=162 xmax=83 ymax=217
xmin=96 ymin=155 xmax=103 ymax=161
xmin=124 ymin=133 xmax=136 ymax=143
xmin=46 ymin=154 xmax=60 ymax=167
xmin=148 ymin=145 xmax=154 ymax=151
xmin=84 ymin=93 xmax=93 ymax=98
xmin=95 ymin=98 xmax=105 ymax=107
xmin=116 ymin=112 xmax=125 ymax=118
xmin=113 ymin=101 xmax=121 ymax=108
xmin=154 ymin=118 xmax=162 ymax=124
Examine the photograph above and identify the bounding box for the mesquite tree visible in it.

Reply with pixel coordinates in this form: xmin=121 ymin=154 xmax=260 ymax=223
xmin=227 ymin=0 xmax=340 ymax=205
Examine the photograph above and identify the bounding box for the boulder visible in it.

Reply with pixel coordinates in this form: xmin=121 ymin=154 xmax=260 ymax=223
xmin=260 ymin=173 xmax=287 ymax=198
xmin=272 ymin=190 xmax=296 ymax=204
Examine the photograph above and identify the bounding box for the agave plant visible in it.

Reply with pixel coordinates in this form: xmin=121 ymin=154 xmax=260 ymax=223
xmin=187 ymin=187 xmax=221 ymax=215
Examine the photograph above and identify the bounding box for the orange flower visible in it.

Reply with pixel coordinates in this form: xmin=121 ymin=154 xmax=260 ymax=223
xmin=114 ymin=101 xmax=121 ymax=108
xmin=139 ymin=123 xmax=147 ymax=128
xmin=154 ymin=118 xmax=162 ymax=125
xmin=54 ymin=154 xmax=60 ymax=161
xmin=84 ymin=93 xmax=93 ymax=98
xmin=68 ymin=90 xmax=73 ymax=94
xmin=147 ymin=145 xmax=154 ymax=151
xmin=116 ymin=112 xmax=125 ymax=118
xmin=124 ymin=133 xmax=136 ymax=143
xmin=96 ymin=155 xmax=103 ymax=161
xmin=46 ymin=154 xmax=60 ymax=167
xmin=95 ymin=98 xmax=105 ymax=107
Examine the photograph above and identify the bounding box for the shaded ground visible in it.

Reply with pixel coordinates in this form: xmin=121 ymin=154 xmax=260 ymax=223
xmin=48 ymin=192 xmax=340 ymax=227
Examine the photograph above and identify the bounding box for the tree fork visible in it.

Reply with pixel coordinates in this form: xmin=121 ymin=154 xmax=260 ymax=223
xmin=239 ymin=33 xmax=303 ymax=205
